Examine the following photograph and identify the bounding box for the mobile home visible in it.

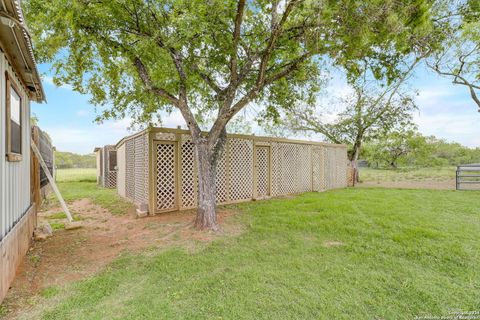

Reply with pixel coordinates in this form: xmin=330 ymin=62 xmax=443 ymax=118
xmin=0 ymin=0 xmax=45 ymax=302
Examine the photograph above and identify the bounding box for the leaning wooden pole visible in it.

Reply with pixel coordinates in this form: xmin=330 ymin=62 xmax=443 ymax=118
xmin=31 ymin=126 xmax=41 ymax=209
xmin=31 ymin=141 xmax=74 ymax=222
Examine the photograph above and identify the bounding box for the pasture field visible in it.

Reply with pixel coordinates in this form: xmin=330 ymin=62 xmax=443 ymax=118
xmin=358 ymin=167 xmax=456 ymax=189
xmin=359 ymin=166 xmax=455 ymax=182
xmin=55 ymin=168 xmax=96 ymax=183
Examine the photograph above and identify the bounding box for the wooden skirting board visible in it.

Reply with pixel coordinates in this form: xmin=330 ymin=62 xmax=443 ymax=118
xmin=0 ymin=204 xmax=37 ymax=303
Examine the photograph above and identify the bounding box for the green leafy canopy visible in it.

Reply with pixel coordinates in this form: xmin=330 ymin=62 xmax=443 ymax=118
xmin=24 ymin=0 xmax=436 ymax=129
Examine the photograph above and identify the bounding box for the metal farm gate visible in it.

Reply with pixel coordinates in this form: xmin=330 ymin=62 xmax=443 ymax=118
xmin=117 ymin=128 xmax=348 ymax=215
xmin=456 ymin=164 xmax=480 ymax=190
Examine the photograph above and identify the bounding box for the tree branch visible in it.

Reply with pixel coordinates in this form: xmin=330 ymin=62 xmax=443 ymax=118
xmin=256 ymin=0 xmax=301 ymax=87
xmin=133 ymin=57 xmax=179 ymax=105
xmin=134 ymin=56 xmax=201 ymax=137
xmin=289 ymin=110 xmax=343 ymax=144
xmin=190 ymin=63 xmax=223 ymax=94
xmin=230 ymin=0 xmax=246 ymax=85
xmin=227 ymin=52 xmax=311 ymax=121
xmin=362 ymin=55 xmax=423 ymax=128
xmin=429 ymin=58 xmax=480 ymax=110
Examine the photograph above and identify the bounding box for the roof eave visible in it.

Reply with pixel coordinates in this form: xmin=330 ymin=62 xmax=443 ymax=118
xmin=0 ymin=0 xmax=45 ymax=102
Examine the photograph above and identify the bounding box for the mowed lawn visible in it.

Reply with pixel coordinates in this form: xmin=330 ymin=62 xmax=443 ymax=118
xmin=55 ymin=168 xmax=97 ymax=183
xmin=27 ymin=179 xmax=480 ymax=319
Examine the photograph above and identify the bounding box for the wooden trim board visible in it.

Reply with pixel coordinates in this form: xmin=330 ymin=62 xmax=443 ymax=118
xmin=0 ymin=204 xmax=36 ymax=303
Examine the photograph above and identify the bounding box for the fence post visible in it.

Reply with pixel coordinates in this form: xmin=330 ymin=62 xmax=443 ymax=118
xmin=31 ymin=126 xmax=41 ymax=209
xmin=456 ymin=167 xmax=459 ymax=190
xmin=52 ymin=146 xmax=56 ymax=182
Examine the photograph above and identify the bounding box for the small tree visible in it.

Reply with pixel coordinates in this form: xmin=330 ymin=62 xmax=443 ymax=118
xmin=25 ymin=0 xmax=435 ymax=230
xmin=363 ymin=127 xmax=430 ymax=168
xmin=278 ymin=58 xmax=421 ymax=182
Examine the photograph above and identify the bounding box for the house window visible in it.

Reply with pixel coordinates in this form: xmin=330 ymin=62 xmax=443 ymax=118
xmin=6 ymin=72 xmax=22 ymax=162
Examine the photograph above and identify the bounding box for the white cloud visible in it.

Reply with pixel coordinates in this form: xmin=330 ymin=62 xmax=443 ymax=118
xmin=45 ymin=119 xmax=131 ymax=154
xmin=44 ymin=112 xmax=189 ymax=154
xmin=414 ymin=112 xmax=480 ymax=147
xmin=412 ymin=80 xmax=480 ymax=147
xmin=416 ymin=84 xmax=456 ymax=103
xmin=75 ymin=109 xmax=90 ymax=117
xmin=158 ymin=110 xmax=186 ymax=128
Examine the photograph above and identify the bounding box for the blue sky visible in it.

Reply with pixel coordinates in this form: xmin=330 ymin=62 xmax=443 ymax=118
xmin=32 ymin=63 xmax=480 ymax=154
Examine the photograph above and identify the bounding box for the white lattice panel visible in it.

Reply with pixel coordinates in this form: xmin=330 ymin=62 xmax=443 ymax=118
xmin=142 ymin=135 xmax=150 ymax=203
xmin=155 ymin=142 xmax=177 ymax=211
xmin=312 ymin=148 xmax=323 ymax=191
xmin=125 ymin=140 xmax=135 ymax=200
xmin=181 ymin=138 xmax=197 ymax=209
xmin=255 ymin=147 xmax=270 ymax=197
xmin=325 ymin=148 xmax=333 ymax=189
xmin=322 ymin=146 xmax=347 ymax=190
xmin=297 ymin=144 xmax=312 ymax=192
xmin=105 ymin=171 xmax=117 ymax=189
xmin=271 ymin=143 xmax=299 ymax=196
xmin=229 ymin=138 xmax=253 ymax=201
xmin=274 ymin=143 xmax=312 ymax=195
xmin=133 ymin=135 xmax=148 ymax=205
xmin=215 ymin=147 xmax=228 ymax=203
xmin=335 ymin=147 xmax=347 ymax=188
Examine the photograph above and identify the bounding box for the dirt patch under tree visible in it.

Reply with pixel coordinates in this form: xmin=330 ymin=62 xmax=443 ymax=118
xmin=2 ymin=199 xmax=243 ymax=319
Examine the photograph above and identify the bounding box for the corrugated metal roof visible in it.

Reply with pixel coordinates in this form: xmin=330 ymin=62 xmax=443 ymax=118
xmin=0 ymin=0 xmax=45 ymax=102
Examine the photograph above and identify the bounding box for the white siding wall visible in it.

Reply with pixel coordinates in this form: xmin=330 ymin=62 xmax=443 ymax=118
xmin=0 ymin=51 xmax=32 ymax=240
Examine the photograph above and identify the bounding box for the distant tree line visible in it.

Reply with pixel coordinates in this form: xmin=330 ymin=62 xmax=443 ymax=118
xmin=55 ymin=151 xmax=95 ymax=169
xmin=362 ymin=128 xmax=480 ymax=168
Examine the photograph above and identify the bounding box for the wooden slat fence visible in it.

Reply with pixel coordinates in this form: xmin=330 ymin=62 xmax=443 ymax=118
xmin=34 ymin=126 xmax=55 ymax=187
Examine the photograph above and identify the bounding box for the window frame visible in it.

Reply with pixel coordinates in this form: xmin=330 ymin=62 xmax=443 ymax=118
xmin=5 ymin=71 xmax=23 ymax=162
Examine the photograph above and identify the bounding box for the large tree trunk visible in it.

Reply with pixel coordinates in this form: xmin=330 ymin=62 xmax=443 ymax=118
xmin=191 ymin=130 xmax=227 ymax=231
xmin=193 ymin=141 xmax=219 ymax=231
xmin=350 ymin=138 xmax=362 ymax=185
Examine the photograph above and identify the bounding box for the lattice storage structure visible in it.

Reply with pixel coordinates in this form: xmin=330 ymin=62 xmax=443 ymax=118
xmin=94 ymin=145 xmax=117 ymax=188
xmin=115 ymin=128 xmax=348 ymax=214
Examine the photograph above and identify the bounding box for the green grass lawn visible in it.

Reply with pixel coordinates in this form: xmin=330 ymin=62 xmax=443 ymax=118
xmin=359 ymin=166 xmax=456 ymax=183
xmin=29 ymin=187 xmax=480 ymax=319
xmin=49 ymin=168 xmax=132 ymax=215
xmin=55 ymin=168 xmax=97 ymax=182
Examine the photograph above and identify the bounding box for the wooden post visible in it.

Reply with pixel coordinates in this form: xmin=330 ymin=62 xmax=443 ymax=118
xmin=30 ymin=126 xmax=41 ymax=209
xmin=52 ymin=146 xmax=56 ymax=181
xmin=31 ymin=141 xmax=74 ymax=222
